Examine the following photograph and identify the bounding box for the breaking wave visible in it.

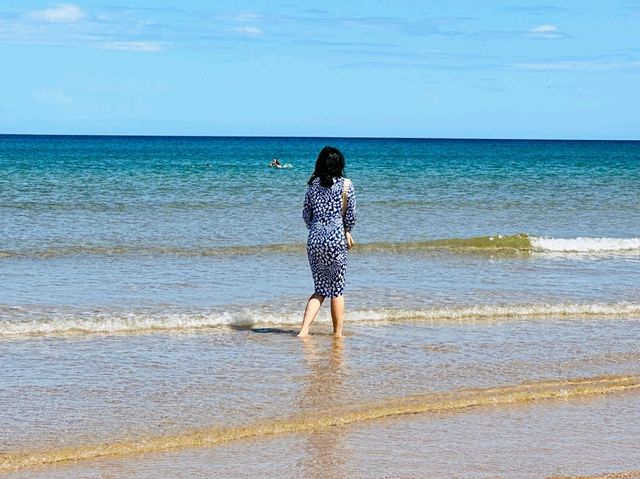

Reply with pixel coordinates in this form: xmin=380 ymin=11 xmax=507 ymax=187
xmin=1 ymin=302 xmax=639 ymax=338
xmin=530 ymin=236 xmax=640 ymax=253
xmin=1 ymin=235 xmax=639 ymax=259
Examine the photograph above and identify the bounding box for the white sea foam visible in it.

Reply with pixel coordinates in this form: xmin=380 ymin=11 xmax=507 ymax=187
xmin=530 ymin=236 xmax=640 ymax=253
xmin=1 ymin=302 xmax=639 ymax=338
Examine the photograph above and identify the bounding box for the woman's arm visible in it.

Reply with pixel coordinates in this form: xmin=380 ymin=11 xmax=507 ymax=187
xmin=302 ymin=188 xmax=313 ymax=228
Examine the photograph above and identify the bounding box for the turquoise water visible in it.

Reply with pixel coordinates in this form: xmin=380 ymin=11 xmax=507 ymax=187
xmin=1 ymin=135 xmax=638 ymax=331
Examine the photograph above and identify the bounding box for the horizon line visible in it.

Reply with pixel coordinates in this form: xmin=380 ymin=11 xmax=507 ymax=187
xmin=0 ymin=133 xmax=638 ymax=142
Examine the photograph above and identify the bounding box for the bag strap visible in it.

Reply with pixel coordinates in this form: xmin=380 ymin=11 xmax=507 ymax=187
xmin=341 ymin=178 xmax=351 ymax=216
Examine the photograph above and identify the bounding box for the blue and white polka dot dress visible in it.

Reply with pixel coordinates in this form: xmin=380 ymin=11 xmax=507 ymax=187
xmin=302 ymin=177 xmax=357 ymax=298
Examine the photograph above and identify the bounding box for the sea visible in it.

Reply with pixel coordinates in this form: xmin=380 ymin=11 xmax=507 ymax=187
xmin=0 ymin=135 xmax=639 ymax=478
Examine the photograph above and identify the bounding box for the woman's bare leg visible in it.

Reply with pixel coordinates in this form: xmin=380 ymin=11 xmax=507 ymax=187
xmin=298 ymin=294 xmax=324 ymax=337
xmin=330 ymin=295 xmax=344 ymax=337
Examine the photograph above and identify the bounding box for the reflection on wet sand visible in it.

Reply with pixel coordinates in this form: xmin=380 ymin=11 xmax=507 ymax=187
xmin=297 ymin=337 xmax=346 ymax=479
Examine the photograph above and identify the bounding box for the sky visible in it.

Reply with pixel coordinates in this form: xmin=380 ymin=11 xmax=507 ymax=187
xmin=0 ymin=1 xmax=638 ymax=139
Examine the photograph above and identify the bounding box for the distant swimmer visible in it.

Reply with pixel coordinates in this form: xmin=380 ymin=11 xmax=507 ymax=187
xmin=270 ymin=158 xmax=293 ymax=169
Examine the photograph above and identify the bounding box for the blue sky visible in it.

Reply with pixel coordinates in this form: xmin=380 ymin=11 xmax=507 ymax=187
xmin=1 ymin=1 xmax=638 ymax=139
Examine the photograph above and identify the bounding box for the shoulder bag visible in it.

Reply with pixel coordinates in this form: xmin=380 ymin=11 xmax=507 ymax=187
xmin=341 ymin=178 xmax=355 ymax=250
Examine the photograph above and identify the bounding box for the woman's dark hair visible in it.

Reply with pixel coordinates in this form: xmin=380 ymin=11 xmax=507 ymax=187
xmin=307 ymin=146 xmax=345 ymax=187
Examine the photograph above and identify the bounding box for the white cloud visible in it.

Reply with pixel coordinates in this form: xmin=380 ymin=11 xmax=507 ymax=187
xmin=531 ymin=24 xmax=557 ymax=33
xmin=28 ymin=4 xmax=84 ymax=23
xmin=101 ymin=41 xmax=163 ymax=52
xmin=528 ymin=23 xmax=563 ymax=38
xmin=232 ymin=26 xmax=263 ymax=36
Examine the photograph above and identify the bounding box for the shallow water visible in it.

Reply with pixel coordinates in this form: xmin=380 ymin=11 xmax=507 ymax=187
xmin=1 ymin=318 xmax=639 ymax=474
xmin=8 ymin=392 xmax=637 ymax=479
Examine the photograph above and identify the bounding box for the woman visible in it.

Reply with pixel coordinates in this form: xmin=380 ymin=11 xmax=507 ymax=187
xmin=298 ymin=146 xmax=357 ymax=338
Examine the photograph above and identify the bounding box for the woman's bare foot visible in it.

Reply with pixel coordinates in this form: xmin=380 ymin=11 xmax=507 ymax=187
xmin=297 ymin=294 xmax=324 ymax=338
